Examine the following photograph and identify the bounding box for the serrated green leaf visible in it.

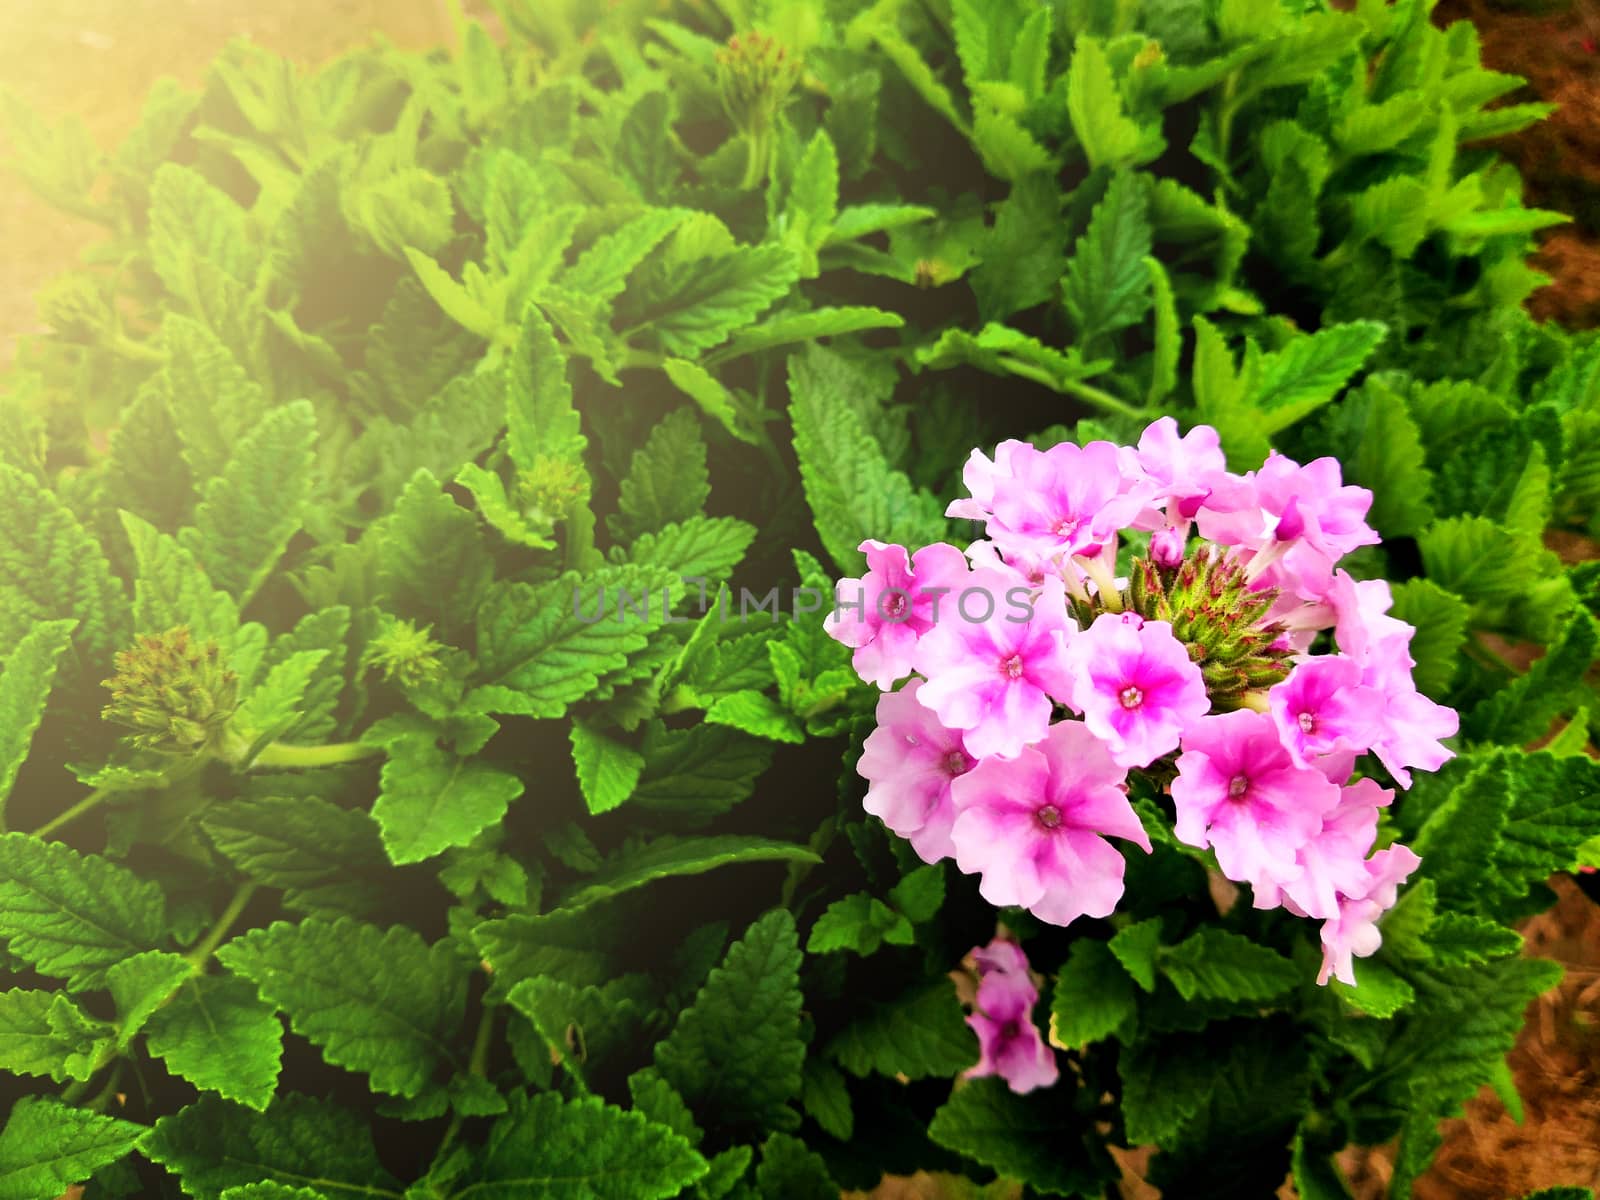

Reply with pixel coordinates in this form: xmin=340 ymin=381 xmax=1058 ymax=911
xmin=375 ymin=468 xmax=495 ymax=635
xmin=1109 ymin=917 xmax=1163 ymax=991
xmin=561 ymin=836 xmax=818 ymax=913
xmin=0 ymin=619 xmax=74 ymax=818
xmin=0 ymin=833 xmax=166 ymax=990
xmin=0 ymin=1097 xmax=144 ymax=1200
xmin=142 ymin=1093 xmax=401 ymax=1199
xmin=1063 ymin=171 xmax=1152 ymax=342
xmin=0 ymin=990 xmax=111 ymax=1083
xmin=789 ymin=344 xmax=946 ymax=573
xmin=217 ymin=917 xmax=466 ymax=1097
xmin=569 ymin=718 xmax=645 ymax=816
xmin=461 ymin=1092 xmax=708 ymax=1199
xmin=928 ymin=1079 xmax=1101 ymax=1197
xmin=655 ymin=910 xmax=804 ymax=1131
xmin=180 ymin=400 xmax=317 ymax=606
xmin=1049 ymin=938 xmax=1137 ymax=1050
xmin=1067 ymin=35 xmax=1144 ymax=170
xmin=1389 ymin=578 xmax=1471 ymax=697
xmin=828 ymin=979 xmax=977 ymax=1079
xmin=610 ymin=407 xmax=710 ymax=542
xmin=145 ymin=973 xmax=285 ymax=1112
xmin=1159 ymin=928 xmax=1299 ymax=1002
xmin=806 ymin=893 xmax=914 ymax=955
xmin=371 ymin=717 xmax=524 ymax=866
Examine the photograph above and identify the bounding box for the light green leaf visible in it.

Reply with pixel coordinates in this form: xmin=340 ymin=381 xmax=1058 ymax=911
xmin=0 ymin=1097 xmax=144 ymax=1200
xmin=561 ymin=836 xmax=819 ymax=913
xmin=0 ymin=833 xmax=166 ymax=990
xmin=570 ymin=719 xmax=646 ymax=816
xmin=145 ymin=973 xmax=285 ymax=1111
xmin=827 ymin=980 xmax=977 ymax=1079
xmin=1049 ymin=939 xmax=1137 ymax=1050
xmin=217 ymin=917 xmax=467 ymax=1097
xmin=180 ymin=399 xmax=318 ymax=606
xmin=0 ymin=619 xmax=74 ymax=818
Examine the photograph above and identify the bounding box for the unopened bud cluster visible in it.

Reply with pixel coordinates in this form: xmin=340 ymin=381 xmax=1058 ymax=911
xmin=101 ymin=627 xmax=239 ymax=757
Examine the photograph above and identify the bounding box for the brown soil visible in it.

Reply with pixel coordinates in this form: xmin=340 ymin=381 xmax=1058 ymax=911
xmin=1436 ymin=0 xmax=1600 ymax=327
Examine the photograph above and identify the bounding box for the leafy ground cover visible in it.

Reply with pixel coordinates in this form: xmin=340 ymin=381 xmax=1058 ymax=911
xmin=1 ymin=0 xmax=1599 ymax=1197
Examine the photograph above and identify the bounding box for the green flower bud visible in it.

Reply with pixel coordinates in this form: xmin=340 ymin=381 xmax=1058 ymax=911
xmin=716 ymin=32 xmax=802 ymax=142
xmin=515 ymin=455 xmax=588 ymax=527
xmin=101 ymin=627 xmax=239 ymax=757
xmin=362 ymin=616 xmax=446 ymax=689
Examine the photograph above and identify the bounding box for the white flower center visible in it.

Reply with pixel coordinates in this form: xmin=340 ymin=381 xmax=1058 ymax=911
xmin=1035 ymin=804 xmax=1062 ymax=829
xmin=999 ymin=654 xmax=1024 ymax=680
xmin=1228 ymin=774 xmax=1250 ymax=800
xmin=1119 ymin=685 xmax=1144 ymax=710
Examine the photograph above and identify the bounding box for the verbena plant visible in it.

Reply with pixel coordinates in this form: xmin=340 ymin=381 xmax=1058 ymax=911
xmin=0 ymin=0 xmax=1597 ymax=1196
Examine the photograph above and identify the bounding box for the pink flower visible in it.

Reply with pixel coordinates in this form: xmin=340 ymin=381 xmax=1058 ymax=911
xmin=913 ymin=571 xmax=1076 ymax=759
xmin=1326 ymin=571 xmax=1410 ymax=661
xmin=1318 ymin=843 xmax=1421 ymax=986
xmin=1171 ymin=710 xmax=1342 ymax=892
xmin=950 ymin=722 xmax=1151 ymax=926
xmin=858 ymin=681 xmax=975 ymax=864
xmin=1196 ymin=453 xmax=1379 ymax=599
xmin=1260 ymin=777 xmax=1391 ymax=920
xmin=963 ymin=939 xmax=1058 ymax=1093
xmin=972 ymin=938 xmax=1031 ymax=981
xmin=1131 ymin=416 xmax=1227 ymax=520
xmin=956 ymin=439 xmax=1143 ymax=563
xmin=947 ymin=440 xmax=1029 ymax=524
xmin=1369 ymin=678 xmax=1458 ymax=789
xmin=1063 ymin=614 xmax=1210 ymax=768
xmin=1268 ymin=656 xmax=1384 ymax=781
xmin=826 ymin=540 xmax=972 ymax=690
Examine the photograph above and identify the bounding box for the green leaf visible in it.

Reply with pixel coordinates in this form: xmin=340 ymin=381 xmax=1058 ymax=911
xmin=561 ymin=836 xmax=819 ymax=913
xmin=0 ymin=1097 xmax=144 ymax=1200
xmin=232 ymin=649 xmax=330 ymax=760
xmin=632 ymin=245 xmax=800 ymax=357
xmin=1333 ymin=957 xmax=1415 ymax=1017
xmin=827 ymin=980 xmax=978 ymax=1080
xmin=216 ymin=917 xmax=466 ymax=1097
xmin=560 ymin=208 xmax=689 ymax=303
xmin=708 ymin=306 xmax=906 ymax=363
xmin=1420 ymin=515 xmax=1550 ymax=607
xmin=617 ymin=516 xmax=757 ymax=585
xmin=1145 ymin=257 xmax=1181 ymax=405
xmin=120 ymin=511 xmax=239 ymax=643
xmin=789 ymin=344 xmax=946 ymax=573
xmin=1159 ymin=929 xmax=1299 ymax=1002
xmin=200 ymin=794 xmax=387 ymax=914
xmin=158 ymin=314 xmax=270 ymax=482
xmin=468 ymin=568 xmax=668 ymax=718
xmin=570 ymin=719 xmax=646 ymax=816
xmin=655 ymin=910 xmax=805 ymax=1131
xmin=0 ymin=463 xmax=126 ymax=665
xmin=144 ymin=973 xmax=285 ymax=1112
xmin=705 ymin=690 xmax=805 ymax=744
xmin=631 ymin=724 xmax=774 ymax=819
xmin=1247 ymin=321 xmax=1389 ymax=436
xmin=142 ymin=1093 xmax=401 ymax=1199
xmin=0 ymin=990 xmax=111 ymax=1082
xmin=928 ymin=1079 xmax=1102 ymax=1197
xmin=800 ymin=1060 xmax=854 ymax=1141
xmin=1067 ymin=35 xmax=1145 ymax=170
xmin=370 ymin=716 xmax=524 ymax=866
xmin=462 ymin=1092 xmax=708 ymax=1199
xmin=610 ymin=407 xmax=710 ymax=541
xmin=629 ymin=1067 xmax=702 ymax=1144
xmin=806 ymin=893 xmax=914 ymax=955
xmin=887 ymin=864 xmax=946 ymax=923
xmin=1063 ymin=171 xmax=1152 ymax=342
xmin=1109 ymin=917 xmax=1163 ymax=991
xmin=0 ymin=619 xmax=74 ymax=818
xmin=1049 ymin=939 xmax=1137 ymax=1050
xmin=971 ymin=176 xmax=1070 ymax=322
xmin=782 ymin=131 xmax=840 ymax=275
xmin=375 ymin=468 xmax=495 ymax=635
xmin=661 ymin=358 xmax=760 ymax=446
xmin=1464 ymin=611 xmax=1598 ymax=745
xmin=0 ymin=832 xmax=166 ymax=990
xmin=756 ymin=1132 xmax=836 ymax=1200
xmin=180 ymin=399 xmax=318 ymax=606
xmin=107 ymin=948 xmax=191 ymax=1044
xmin=1389 ymin=579 xmax=1471 ymax=697
xmin=1329 ymin=376 xmax=1436 ymax=537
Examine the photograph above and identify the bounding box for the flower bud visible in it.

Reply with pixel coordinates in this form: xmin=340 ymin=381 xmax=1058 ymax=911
xmin=101 ymin=627 xmax=239 ymax=757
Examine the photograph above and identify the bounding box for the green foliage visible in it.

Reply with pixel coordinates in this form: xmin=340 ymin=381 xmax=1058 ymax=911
xmin=0 ymin=0 xmax=1596 ymax=1192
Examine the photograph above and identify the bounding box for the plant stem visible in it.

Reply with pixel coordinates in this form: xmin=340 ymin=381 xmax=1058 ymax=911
xmin=1060 ymin=377 xmax=1147 ymax=422
xmin=31 ymin=787 xmax=112 ymax=840
xmin=433 ymin=1002 xmax=497 ymax=1166
xmin=249 ymin=740 xmax=382 ymax=770
xmin=185 ymin=882 xmax=259 ymax=969
xmin=85 ymin=1063 xmax=126 ymax=1113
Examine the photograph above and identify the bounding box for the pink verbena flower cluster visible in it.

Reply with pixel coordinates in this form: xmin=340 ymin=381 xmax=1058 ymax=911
xmin=831 ymin=419 xmax=1459 ymax=989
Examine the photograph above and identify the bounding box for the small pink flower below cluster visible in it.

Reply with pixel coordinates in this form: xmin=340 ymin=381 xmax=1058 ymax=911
xmin=962 ymin=937 xmax=1058 ymax=1093
xmin=829 ymin=417 xmax=1458 ymax=989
